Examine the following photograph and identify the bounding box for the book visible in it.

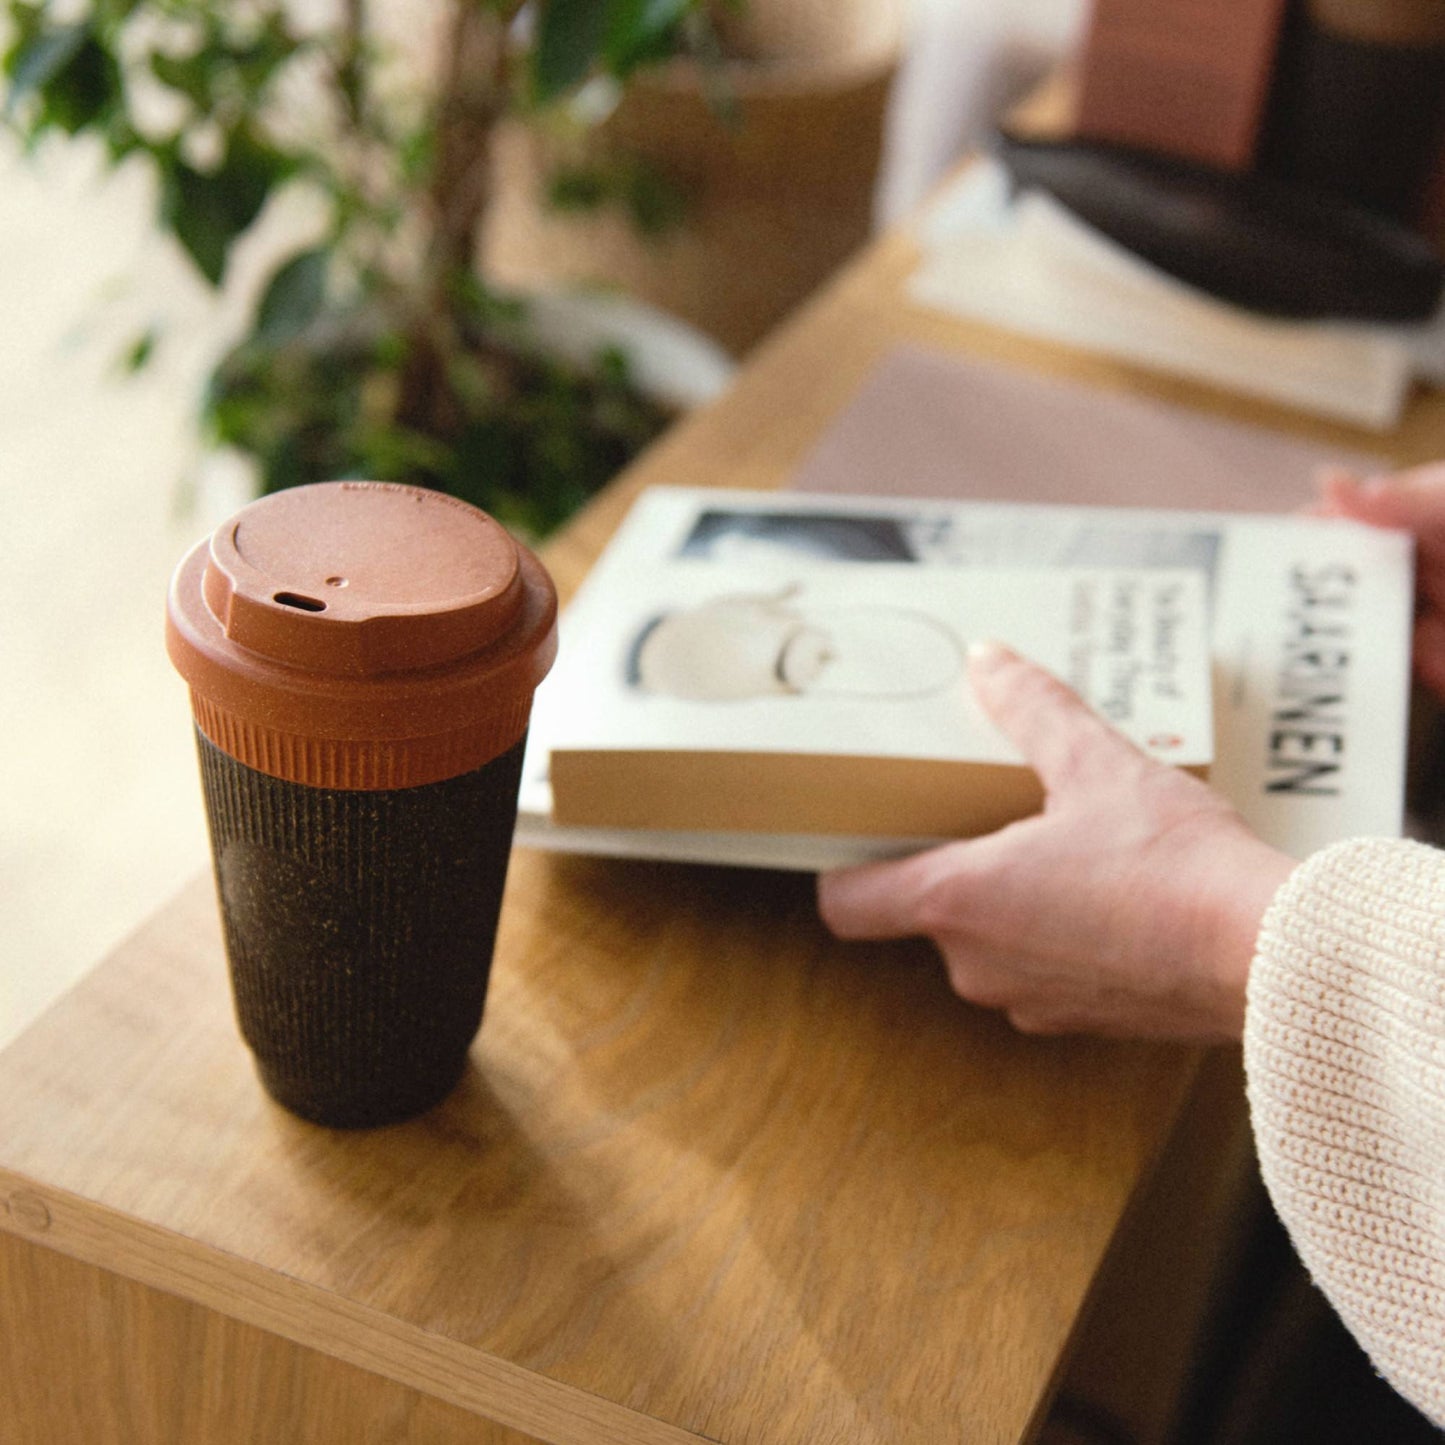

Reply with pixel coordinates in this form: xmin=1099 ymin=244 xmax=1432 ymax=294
xmin=527 ymin=485 xmax=1214 ymax=844
xmin=518 ymin=483 xmax=1412 ymax=869
xmin=1074 ymin=0 xmax=1288 ymax=173
xmin=515 ymin=352 xmax=1415 ymax=872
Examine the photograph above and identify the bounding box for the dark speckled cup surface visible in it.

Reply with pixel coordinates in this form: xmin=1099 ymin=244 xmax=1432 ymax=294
xmin=167 ymin=483 xmax=557 ymax=1127
xmin=198 ymin=732 xmax=527 ymax=1127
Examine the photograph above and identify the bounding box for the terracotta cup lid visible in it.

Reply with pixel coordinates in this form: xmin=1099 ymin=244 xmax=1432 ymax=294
xmin=167 ymin=482 xmax=558 ymax=789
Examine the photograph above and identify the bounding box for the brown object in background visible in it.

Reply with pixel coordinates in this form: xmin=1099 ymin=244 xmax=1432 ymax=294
xmin=482 ymin=0 xmax=902 ymax=357
xmin=1074 ymin=0 xmax=1290 ymax=172
xmin=1259 ymin=0 xmax=1445 ymax=226
xmin=1422 ymin=141 xmax=1445 ymax=256
xmin=166 ymin=482 xmax=558 ymax=1127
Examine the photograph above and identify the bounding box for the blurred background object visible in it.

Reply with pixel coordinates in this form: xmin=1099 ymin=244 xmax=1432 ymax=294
xmin=486 ymin=0 xmax=906 ymax=356
xmin=1259 ymin=0 xmax=1445 ymax=235
xmin=1044 ymin=0 xmax=1445 ymax=298
xmin=875 ymin=0 xmax=1084 ymax=225
xmin=1071 ymin=0 xmax=1445 ymax=247
xmin=911 ymin=0 xmax=1445 ymax=429
xmin=0 ymin=0 xmax=1088 ymax=541
xmin=1075 ymin=0 xmax=1289 ymax=172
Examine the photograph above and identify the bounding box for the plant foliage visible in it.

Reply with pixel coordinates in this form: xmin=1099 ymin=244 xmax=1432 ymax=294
xmin=2 ymin=0 xmax=724 ymax=536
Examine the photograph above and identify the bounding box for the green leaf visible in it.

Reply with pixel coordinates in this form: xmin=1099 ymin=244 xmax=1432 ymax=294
xmin=255 ymin=248 xmax=328 ymax=344
xmin=39 ymin=33 xmax=121 ymax=133
xmin=230 ymin=16 xmax=301 ymax=97
xmin=161 ymin=132 xmax=291 ymax=286
xmin=532 ymin=0 xmax=614 ymax=103
xmin=94 ymin=0 xmax=145 ymax=24
xmin=547 ymin=156 xmax=687 ymax=235
xmin=625 ymin=162 xmax=686 ymax=235
xmin=547 ymin=162 xmax=610 ymax=213
xmin=117 ymin=328 xmax=158 ymax=373
xmin=149 ymin=18 xmax=299 ymax=117
xmin=1 ymin=1 xmax=47 ymax=63
xmin=397 ymin=123 xmax=434 ymax=186
xmin=163 ymin=166 xmax=240 ymax=284
xmin=102 ymin=114 xmax=145 ymax=161
xmin=4 ymin=23 xmax=119 ymax=133
xmin=3 ymin=23 xmax=87 ymax=113
xmin=224 ymin=126 xmax=292 ymax=211
xmin=150 ymin=50 xmax=213 ymax=109
xmin=605 ymin=0 xmax=693 ymax=73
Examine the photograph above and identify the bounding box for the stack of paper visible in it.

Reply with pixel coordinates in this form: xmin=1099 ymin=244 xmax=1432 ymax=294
xmin=909 ymin=160 xmax=1443 ymax=431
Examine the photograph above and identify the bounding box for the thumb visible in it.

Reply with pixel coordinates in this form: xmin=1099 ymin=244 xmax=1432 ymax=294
xmin=967 ymin=641 xmax=1147 ymax=794
xmin=1315 ymin=464 xmax=1445 ymax=534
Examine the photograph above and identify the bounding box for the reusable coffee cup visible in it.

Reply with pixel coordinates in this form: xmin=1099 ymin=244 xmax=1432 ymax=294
xmin=166 ymin=481 xmax=557 ymax=1127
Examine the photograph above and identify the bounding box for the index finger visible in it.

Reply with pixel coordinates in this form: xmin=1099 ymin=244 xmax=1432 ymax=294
xmin=967 ymin=641 xmax=1146 ymax=794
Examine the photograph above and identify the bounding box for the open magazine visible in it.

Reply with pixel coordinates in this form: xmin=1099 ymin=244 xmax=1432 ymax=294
xmin=517 ymin=485 xmax=1413 ymax=870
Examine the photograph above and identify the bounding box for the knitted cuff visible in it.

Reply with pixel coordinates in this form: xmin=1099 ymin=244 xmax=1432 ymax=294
xmin=1245 ymin=836 xmax=1445 ymax=1428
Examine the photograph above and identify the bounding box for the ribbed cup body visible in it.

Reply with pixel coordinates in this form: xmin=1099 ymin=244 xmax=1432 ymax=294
xmin=196 ymin=731 xmax=527 ymax=1127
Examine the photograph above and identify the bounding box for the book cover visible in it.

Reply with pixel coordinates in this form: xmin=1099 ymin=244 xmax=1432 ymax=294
xmin=515 ymin=352 xmax=1414 ymax=871
xmin=531 ymin=487 xmax=1213 ymax=840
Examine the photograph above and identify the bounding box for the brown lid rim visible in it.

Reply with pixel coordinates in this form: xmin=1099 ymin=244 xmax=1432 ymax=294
xmin=167 ymin=524 xmax=557 ymax=788
xmin=187 ymin=690 xmax=538 ymax=792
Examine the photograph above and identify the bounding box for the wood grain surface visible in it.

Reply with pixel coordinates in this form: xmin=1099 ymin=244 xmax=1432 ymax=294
xmin=0 ymin=866 xmax=1194 ymax=1444
xmin=0 ymin=1231 xmax=544 ymax=1445
xmin=3 ymin=178 xmax=1443 ymax=1445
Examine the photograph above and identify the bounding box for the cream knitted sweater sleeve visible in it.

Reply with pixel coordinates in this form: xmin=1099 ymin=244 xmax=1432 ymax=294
xmin=1244 ymin=836 xmax=1445 ymax=1427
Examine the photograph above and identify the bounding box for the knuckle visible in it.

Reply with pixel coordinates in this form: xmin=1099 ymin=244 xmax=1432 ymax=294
xmin=915 ymin=889 xmax=961 ymax=941
xmin=942 ymin=953 xmax=984 ymax=1002
xmin=908 ymin=852 xmax=977 ymax=938
xmin=943 ymin=955 xmax=1011 ymax=1011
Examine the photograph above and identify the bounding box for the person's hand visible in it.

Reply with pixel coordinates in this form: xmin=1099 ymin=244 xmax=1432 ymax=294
xmin=817 ymin=644 xmax=1295 ymax=1041
xmin=1314 ymin=461 xmax=1445 ymax=700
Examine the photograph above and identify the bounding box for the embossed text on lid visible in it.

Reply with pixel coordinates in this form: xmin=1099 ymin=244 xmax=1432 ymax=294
xmin=206 ymin=481 xmax=523 ymax=676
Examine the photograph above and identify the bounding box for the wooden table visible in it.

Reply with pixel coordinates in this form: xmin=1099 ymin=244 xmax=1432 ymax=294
xmin=3 ymin=213 xmax=1443 ymax=1445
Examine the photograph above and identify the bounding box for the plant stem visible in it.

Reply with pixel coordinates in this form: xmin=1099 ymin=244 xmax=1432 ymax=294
xmin=397 ymin=0 xmax=517 ymax=439
xmin=337 ymin=0 xmax=367 ymax=126
xmin=427 ymin=1 xmax=512 ymax=277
